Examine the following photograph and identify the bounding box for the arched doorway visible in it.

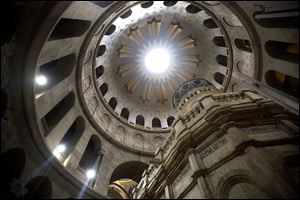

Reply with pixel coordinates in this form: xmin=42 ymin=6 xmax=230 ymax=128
xmin=108 ymin=161 xmax=149 ymax=199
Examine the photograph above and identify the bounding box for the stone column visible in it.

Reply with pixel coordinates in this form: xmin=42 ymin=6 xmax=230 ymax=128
xmin=164 ymin=182 xmax=173 ymax=199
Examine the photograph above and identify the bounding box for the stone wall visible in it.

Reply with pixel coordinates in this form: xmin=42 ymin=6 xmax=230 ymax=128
xmin=133 ymin=88 xmax=299 ymax=199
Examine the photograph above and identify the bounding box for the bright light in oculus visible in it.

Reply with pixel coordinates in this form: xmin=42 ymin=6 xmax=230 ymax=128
xmin=86 ymin=169 xmax=96 ymax=179
xmin=36 ymin=75 xmax=47 ymax=85
xmin=56 ymin=144 xmax=66 ymax=153
xmin=145 ymin=48 xmax=170 ymax=74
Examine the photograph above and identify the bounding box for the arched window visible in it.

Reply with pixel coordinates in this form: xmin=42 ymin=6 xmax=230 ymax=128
xmin=136 ymin=115 xmax=145 ymax=126
xmin=164 ymin=1 xmax=177 ymax=7
xmin=96 ymin=65 xmax=104 ymax=78
xmin=253 ymin=7 xmax=299 ymax=29
xmin=265 ymin=70 xmax=299 ymax=99
xmin=97 ymin=45 xmax=106 ymax=57
xmin=265 ymin=41 xmax=298 ymax=64
xmin=234 ymin=39 xmax=252 ymax=52
xmin=48 ymin=18 xmax=91 ymax=41
xmin=120 ymin=9 xmax=132 ymax=19
xmin=41 ymin=92 xmax=75 ymax=136
xmin=216 ymin=55 xmax=228 ymax=66
xmin=120 ymin=108 xmax=129 ymax=120
xmin=79 ymin=135 xmax=102 ymax=187
xmin=105 ymin=25 xmax=116 ymax=35
xmin=37 ymin=54 xmax=76 ymax=94
xmin=167 ymin=116 xmax=175 ymax=127
xmin=213 ymin=36 xmax=226 ymax=47
xmin=99 ymin=83 xmax=108 ymax=96
xmin=141 ymin=1 xmax=153 ymax=8
xmin=186 ymin=4 xmax=201 ymax=14
xmin=108 ymin=97 xmax=117 ymax=110
xmin=203 ymin=18 xmax=218 ymax=29
xmin=152 ymin=117 xmax=161 ymax=128
xmin=57 ymin=117 xmax=85 ymax=161
xmin=214 ymin=72 xmax=225 ymax=85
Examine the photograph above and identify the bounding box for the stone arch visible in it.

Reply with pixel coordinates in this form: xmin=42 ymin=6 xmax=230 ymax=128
xmin=216 ymin=169 xmax=279 ymax=199
xmin=281 ymin=154 xmax=299 ymax=189
xmin=103 ymin=113 xmax=110 ymax=131
xmin=236 ymin=61 xmax=254 ymax=78
xmin=134 ymin=133 xmax=144 ymax=149
xmin=115 ymin=126 xmax=126 ymax=142
xmin=108 ymin=161 xmax=149 ymax=199
xmin=109 ymin=161 xmax=149 ymax=184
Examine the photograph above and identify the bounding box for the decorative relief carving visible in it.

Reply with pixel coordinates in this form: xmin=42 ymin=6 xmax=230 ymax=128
xmin=135 ymin=133 xmax=144 ymax=149
xmin=103 ymin=113 xmax=110 ymax=131
xmin=182 ymin=103 xmax=203 ymax=123
xmin=83 ymin=75 xmax=91 ymax=94
xmin=241 ymin=125 xmax=279 ymax=135
xmin=172 ymin=78 xmax=211 ymax=108
xmin=115 ymin=126 xmax=126 ymax=142
xmin=172 ymin=163 xmax=191 ymax=188
xmin=212 ymin=92 xmax=245 ymax=102
xmin=200 ymin=137 xmax=228 ymax=159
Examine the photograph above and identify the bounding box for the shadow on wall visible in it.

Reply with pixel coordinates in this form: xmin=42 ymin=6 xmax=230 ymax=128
xmin=1 ymin=89 xmax=8 ymax=120
xmin=0 ymin=148 xmax=53 ymax=199
xmin=1 ymin=1 xmax=17 ymax=45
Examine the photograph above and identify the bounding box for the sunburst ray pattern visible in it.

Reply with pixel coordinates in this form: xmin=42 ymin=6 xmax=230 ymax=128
xmin=116 ymin=17 xmax=201 ymax=104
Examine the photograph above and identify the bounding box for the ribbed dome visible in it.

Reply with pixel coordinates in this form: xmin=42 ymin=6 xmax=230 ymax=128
xmin=93 ymin=1 xmax=233 ymax=131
